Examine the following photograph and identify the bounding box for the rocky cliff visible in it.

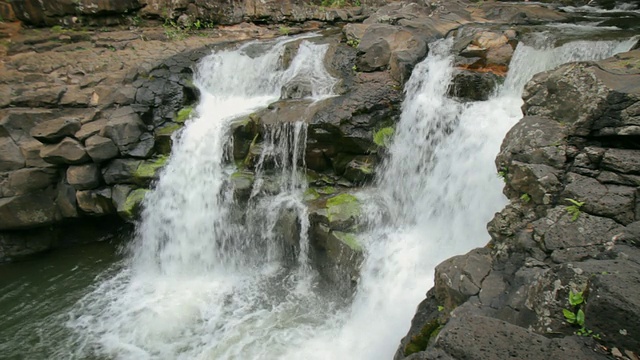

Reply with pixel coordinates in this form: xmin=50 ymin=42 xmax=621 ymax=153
xmin=395 ymin=49 xmax=640 ymax=360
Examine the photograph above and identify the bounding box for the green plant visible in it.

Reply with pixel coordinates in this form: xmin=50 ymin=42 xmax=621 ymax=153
xmin=497 ymin=168 xmax=507 ymax=183
xmin=373 ymin=127 xmax=394 ymax=147
xmin=565 ymin=198 xmax=584 ymax=221
xmin=520 ymin=193 xmax=531 ymax=203
xmin=346 ymin=38 xmax=360 ymax=47
xmin=562 ymin=290 xmax=600 ymax=339
xmin=278 ymin=26 xmax=291 ymax=36
xmin=352 ymin=64 xmax=358 ymax=72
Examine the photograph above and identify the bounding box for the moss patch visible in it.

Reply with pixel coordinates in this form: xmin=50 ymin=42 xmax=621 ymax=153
xmin=134 ymin=156 xmax=168 ymax=184
xmin=175 ymin=106 xmax=194 ymax=123
xmin=121 ymin=188 xmax=148 ymax=220
xmin=403 ymin=319 xmax=445 ymax=356
xmin=373 ymin=127 xmax=394 ymax=147
xmin=317 ymin=186 xmax=336 ymax=195
xmin=155 ymin=123 xmax=182 ymax=137
xmin=304 ymin=188 xmax=320 ymax=201
xmin=333 ymin=231 xmax=362 ymax=251
xmin=326 ymin=193 xmax=360 ymax=223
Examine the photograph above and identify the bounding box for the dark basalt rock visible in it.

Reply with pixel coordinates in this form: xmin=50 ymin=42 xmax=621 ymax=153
xmin=397 ymin=50 xmax=640 ymax=360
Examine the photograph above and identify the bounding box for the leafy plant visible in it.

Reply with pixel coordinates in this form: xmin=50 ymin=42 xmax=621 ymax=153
xmin=563 ymin=290 xmax=600 ymax=339
xmin=520 ymin=193 xmax=531 ymax=203
xmin=278 ymin=26 xmax=291 ymax=36
xmin=346 ymin=38 xmax=360 ymax=47
xmin=497 ymin=168 xmax=507 ymax=183
xmin=565 ymin=198 xmax=585 ymax=221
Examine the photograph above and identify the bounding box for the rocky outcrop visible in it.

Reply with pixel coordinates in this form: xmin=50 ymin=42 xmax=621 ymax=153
xmin=5 ymin=0 xmax=387 ymax=27
xmin=0 ymin=23 xmax=282 ymax=261
xmin=395 ymin=50 xmax=640 ymax=360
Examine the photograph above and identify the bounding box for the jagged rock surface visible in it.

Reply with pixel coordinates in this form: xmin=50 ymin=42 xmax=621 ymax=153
xmin=395 ymin=50 xmax=640 ymax=360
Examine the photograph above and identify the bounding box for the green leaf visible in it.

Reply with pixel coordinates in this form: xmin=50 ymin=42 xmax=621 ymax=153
xmin=563 ymin=309 xmax=576 ymax=323
xmin=576 ymin=309 xmax=585 ymax=327
xmin=569 ymin=291 xmax=584 ymax=306
xmin=565 ymin=198 xmax=585 ymax=207
xmin=437 ymin=306 xmax=444 ymax=312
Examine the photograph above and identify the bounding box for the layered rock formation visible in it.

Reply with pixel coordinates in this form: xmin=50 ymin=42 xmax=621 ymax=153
xmin=395 ymin=50 xmax=640 ymax=360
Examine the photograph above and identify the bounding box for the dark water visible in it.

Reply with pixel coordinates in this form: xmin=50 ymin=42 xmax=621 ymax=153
xmin=0 ymin=240 xmax=124 ymax=359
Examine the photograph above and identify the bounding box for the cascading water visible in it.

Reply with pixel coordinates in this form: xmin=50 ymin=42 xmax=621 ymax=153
xmin=46 ymin=32 xmax=636 ymax=360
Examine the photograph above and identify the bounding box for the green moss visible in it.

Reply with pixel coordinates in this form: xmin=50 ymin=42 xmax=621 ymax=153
xmin=155 ymin=123 xmax=182 ymax=137
xmin=243 ymin=133 xmax=260 ymax=167
xmin=403 ymin=320 xmax=444 ymax=356
xmin=333 ymin=231 xmax=362 ymax=251
xmin=373 ymin=127 xmax=394 ymax=147
xmin=326 ymin=193 xmax=360 ymax=223
xmin=304 ymin=188 xmax=320 ymax=201
xmin=175 ymin=106 xmax=194 ymax=123
xmin=134 ymin=156 xmax=168 ymax=184
xmin=317 ymin=186 xmax=336 ymax=195
xmin=121 ymin=188 xmax=148 ymax=220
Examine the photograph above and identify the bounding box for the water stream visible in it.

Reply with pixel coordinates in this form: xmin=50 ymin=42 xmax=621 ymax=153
xmin=0 ymin=31 xmax=636 ymax=360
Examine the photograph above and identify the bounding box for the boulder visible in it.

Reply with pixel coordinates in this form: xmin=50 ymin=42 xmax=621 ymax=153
xmin=67 ymin=163 xmax=101 ymax=190
xmin=102 ymin=159 xmax=142 ymax=185
xmin=76 ymin=188 xmax=114 ymax=215
xmin=0 ymin=168 xmax=58 ymax=197
xmin=0 ymin=190 xmax=59 ymax=230
xmin=0 ymin=136 xmax=25 ymax=171
xmin=100 ymin=106 xmax=145 ymax=153
xmin=30 ymin=118 xmax=81 ymax=143
xmin=85 ymin=135 xmax=119 ymax=163
xmin=40 ymin=137 xmax=90 ymax=165
xmin=449 ymin=70 xmax=502 ymax=102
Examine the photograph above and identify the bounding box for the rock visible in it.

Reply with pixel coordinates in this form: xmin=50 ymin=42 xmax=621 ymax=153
xmin=85 ymin=135 xmax=119 ymax=163
xmin=56 ymin=179 xmax=78 ymax=218
xmin=100 ymin=106 xmax=145 ymax=153
xmin=134 ymin=156 xmax=168 ymax=186
xmin=101 ymin=158 xmax=142 ymax=185
xmin=0 ymin=190 xmax=59 ymax=230
xmin=0 ymin=168 xmax=58 ymax=197
xmin=75 ymin=118 xmax=109 ymax=141
xmin=449 ymin=70 xmax=502 ymax=102
xmin=30 ymin=117 xmax=81 ymax=143
xmin=40 ymin=137 xmax=90 ymax=165
xmin=0 ymin=136 xmax=26 ymax=171
xmin=76 ymin=188 xmax=114 ymax=215
xmin=119 ymin=188 xmax=148 ymax=221
xmin=586 ymin=264 xmax=640 ymax=351
xmin=281 ymin=77 xmax=314 ymax=100
xmin=67 ymin=163 xmax=101 ymax=190
xmin=418 ymin=315 xmax=608 ymax=359
xmin=434 ymin=248 xmax=493 ymax=309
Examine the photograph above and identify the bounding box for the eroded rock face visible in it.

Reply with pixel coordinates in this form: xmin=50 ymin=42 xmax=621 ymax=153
xmin=397 ymin=50 xmax=640 ymax=360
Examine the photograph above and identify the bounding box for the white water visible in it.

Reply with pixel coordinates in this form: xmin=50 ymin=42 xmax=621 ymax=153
xmin=60 ymin=33 xmax=636 ymax=360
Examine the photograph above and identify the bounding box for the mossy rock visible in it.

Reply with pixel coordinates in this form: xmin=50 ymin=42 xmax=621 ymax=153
xmin=403 ymin=319 xmax=445 ymax=356
xmin=230 ymin=170 xmax=255 ymax=201
xmin=119 ymin=188 xmax=149 ymax=221
xmin=154 ymin=123 xmax=183 ymax=155
xmin=175 ymin=106 xmax=194 ymax=123
xmin=343 ymin=156 xmax=376 ymax=184
xmin=373 ymin=127 xmax=394 ymax=147
xmin=326 ymin=193 xmax=361 ymax=230
xmin=304 ymin=188 xmax=321 ymax=201
xmin=332 ymin=231 xmax=362 ymax=252
xmin=134 ymin=156 xmax=168 ymax=186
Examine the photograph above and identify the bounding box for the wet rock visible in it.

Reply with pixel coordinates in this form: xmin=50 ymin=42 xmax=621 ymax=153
xmin=449 ymin=70 xmax=501 ymax=102
xmin=76 ymin=188 xmax=114 ymax=215
xmin=40 ymin=137 xmax=90 ymax=165
xmin=30 ymin=118 xmax=81 ymax=143
xmin=434 ymin=248 xmax=493 ymax=309
xmin=118 ymin=188 xmax=148 ymax=221
xmin=67 ymin=163 xmax=101 ymax=190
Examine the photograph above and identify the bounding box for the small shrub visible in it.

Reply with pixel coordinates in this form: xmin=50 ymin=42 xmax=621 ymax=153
xmin=565 ymin=198 xmax=585 ymax=221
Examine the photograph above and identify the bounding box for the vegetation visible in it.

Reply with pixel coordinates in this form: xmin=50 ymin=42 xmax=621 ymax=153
xmin=278 ymin=26 xmax=291 ymax=36
xmin=562 ymin=290 xmax=600 ymax=339
xmin=346 ymin=38 xmax=360 ymax=48
xmin=565 ymin=198 xmax=585 ymax=221
xmin=520 ymin=193 xmax=530 ymax=203
xmin=175 ymin=106 xmax=194 ymax=123
xmin=373 ymin=127 xmax=394 ymax=147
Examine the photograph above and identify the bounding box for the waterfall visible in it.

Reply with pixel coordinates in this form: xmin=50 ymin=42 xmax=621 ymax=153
xmin=60 ymin=32 xmax=636 ymax=360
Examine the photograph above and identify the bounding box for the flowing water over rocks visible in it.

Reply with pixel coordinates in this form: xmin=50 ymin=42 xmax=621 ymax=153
xmin=1 ymin=1 xmax=640 ymax=359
